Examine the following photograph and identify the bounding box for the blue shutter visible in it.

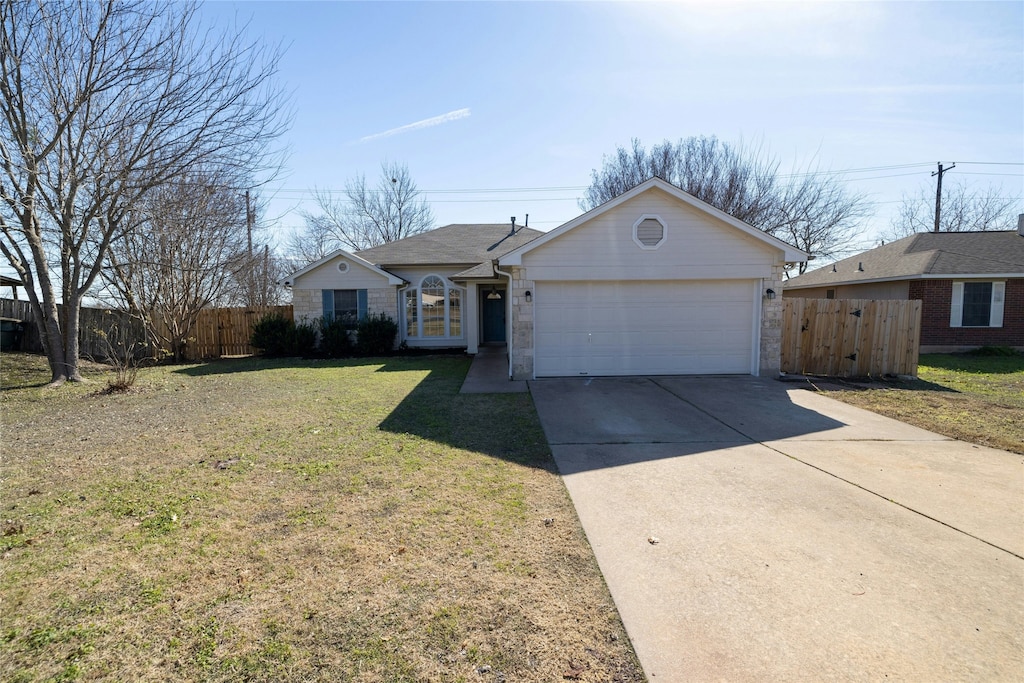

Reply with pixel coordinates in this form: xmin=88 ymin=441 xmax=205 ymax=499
xmin=322 ymin=289 xmax=334 ymax=322
xmin=357 ymin=289 xmax=368 ymax=321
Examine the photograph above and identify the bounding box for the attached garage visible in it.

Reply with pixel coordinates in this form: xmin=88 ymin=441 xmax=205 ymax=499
xmin=498 ymin=178 xmax=807 ymax=380
xmin=534 ymin=280 xmax=758 ymax=376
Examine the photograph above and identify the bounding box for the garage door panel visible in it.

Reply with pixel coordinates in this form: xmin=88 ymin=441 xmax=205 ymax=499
xmin=535 ymin=280 xmax=756 ymax=377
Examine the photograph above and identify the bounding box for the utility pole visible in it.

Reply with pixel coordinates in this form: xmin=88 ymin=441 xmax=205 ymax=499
xmin=932 ymin=162 xmax=955 ymax=232
xmin=242 ymin=189 xmax=252 ymax=255
xmin=245 ymin=189 xmax=254 ymax=305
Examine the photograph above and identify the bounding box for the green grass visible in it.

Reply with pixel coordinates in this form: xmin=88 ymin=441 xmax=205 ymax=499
xmin=822 ymin=352 xmax=1024 ymax=453
xmin=0 ymin=352 xmax=644 ymax=682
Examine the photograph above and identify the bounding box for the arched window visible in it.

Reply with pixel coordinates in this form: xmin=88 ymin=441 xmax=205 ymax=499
xmin=403 ymin=275 xmax=464 ymax=340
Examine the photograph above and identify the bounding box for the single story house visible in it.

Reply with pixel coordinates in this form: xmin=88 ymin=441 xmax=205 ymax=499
xmin=284 ymin=177 xmax=807 ymax=379
xmin=783 ymin=226 xmax=1024 ymax=353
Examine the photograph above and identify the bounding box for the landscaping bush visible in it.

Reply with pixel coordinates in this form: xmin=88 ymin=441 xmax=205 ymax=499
xmin=250 ymin=315 xmax=318 ymax=357
xmin=356 ymin=313 xmax=398 ymax=356
xmin=318 ymin=316 xmax=354 ymax=358
xmin=294 ymin=320 xmax=318 ymax=356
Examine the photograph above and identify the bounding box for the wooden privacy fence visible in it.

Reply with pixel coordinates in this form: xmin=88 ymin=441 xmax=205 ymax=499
xmin=781 ymin=298 xmax=922 ymax=378
xmin=2 ymin=298 xmax=292 ymax=361
xmin=159 ymin=305 xmax=293 ymax=359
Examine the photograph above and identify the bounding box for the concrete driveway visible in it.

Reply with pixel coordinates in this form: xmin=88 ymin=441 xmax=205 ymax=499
xmin=529 ymin=376 xmax=1024 ymax=682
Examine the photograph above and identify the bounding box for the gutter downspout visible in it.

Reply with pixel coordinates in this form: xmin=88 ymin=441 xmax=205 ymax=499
xmin=493 ymin=260 xmax=514 ymax=380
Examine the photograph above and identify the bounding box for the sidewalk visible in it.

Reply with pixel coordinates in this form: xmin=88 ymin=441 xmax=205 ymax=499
xmin=459 ymin=344 xmax=528 ymax=394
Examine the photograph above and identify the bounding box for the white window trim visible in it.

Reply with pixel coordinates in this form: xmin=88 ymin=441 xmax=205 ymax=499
xmin=402 ymin=275 xmax=466 ymax=340
xmin=950 ymin=280 xmax=1005 ymax=328
xmin=632 ymin=214 xmax=667 ymax=250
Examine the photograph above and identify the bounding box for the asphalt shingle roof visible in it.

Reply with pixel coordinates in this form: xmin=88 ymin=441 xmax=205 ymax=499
xmin=355 ymin=224 xmax=543 ymax=267
xmin=786 ymin=231 xmax=1024 ymax=288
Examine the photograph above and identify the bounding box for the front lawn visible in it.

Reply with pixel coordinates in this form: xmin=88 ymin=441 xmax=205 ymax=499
xmin=818 ymin=352 xmax=1024 ymax=454
xmin=0 ymin=353 xmax=643 ymax=682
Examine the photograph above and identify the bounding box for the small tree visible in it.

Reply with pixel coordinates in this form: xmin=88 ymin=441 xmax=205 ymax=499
xmin=289 ymin=161 xmax=433 ymax=260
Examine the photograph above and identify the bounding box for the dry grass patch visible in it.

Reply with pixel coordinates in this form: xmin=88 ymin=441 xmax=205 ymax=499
xmin=815 ymin=352 xmax=1024 ymax=454
xmin=1 ymin=353 xmax=644 ymax=682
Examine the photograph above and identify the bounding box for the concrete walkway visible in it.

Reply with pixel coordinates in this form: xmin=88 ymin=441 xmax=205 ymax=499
xmin=459 ymin=344 xmax=528 ymax=394
xmin=530 ymin=376 xmax=1024 ymax=682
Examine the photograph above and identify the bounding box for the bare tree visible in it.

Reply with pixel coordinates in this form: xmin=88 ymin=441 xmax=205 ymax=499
xmin=885 ymin=180 xmax=1022 ymax=240
xmin=101 ymin=171 xmax=252 ymax=361
xmin=583 ymin=137 xmax=871 ymax=273
xmin=0 ymin=0 xmax=288 ymax=385
xmin=293 ymin=161 xmax=434 ymax=258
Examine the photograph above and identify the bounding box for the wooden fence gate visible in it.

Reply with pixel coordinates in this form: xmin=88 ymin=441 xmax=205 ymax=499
xmin=781 ymin=298 xmax=922 ymax=377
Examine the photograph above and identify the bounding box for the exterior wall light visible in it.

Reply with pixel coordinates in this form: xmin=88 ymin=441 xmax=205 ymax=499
xmin=765 ymin=288 xmax=776 ymax=300
xmin=524 ymin=290 xmax=532 ymax=303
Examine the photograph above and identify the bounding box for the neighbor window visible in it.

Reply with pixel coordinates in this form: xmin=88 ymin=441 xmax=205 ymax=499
xmin=401 ymin=275 xmax=465 ymax=340
xmin=322 ymin=289 xmax=367 ymax=329
xmin=950 ymin=281 xmax=1004 ymax=328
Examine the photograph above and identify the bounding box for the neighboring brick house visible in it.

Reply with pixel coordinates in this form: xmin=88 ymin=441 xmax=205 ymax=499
xmin=784 ymin=227 xmax=1024 ymax=353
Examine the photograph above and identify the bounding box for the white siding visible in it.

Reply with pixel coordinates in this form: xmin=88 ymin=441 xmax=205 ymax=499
xmin=292 ymin=255 xmax=395 ymax=290
xmin=521 ymin=188 xmax=778 ymax=280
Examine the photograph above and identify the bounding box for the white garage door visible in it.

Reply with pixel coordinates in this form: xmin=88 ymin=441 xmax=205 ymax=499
xmin=534 ymin=280 xmax=757 ymax=377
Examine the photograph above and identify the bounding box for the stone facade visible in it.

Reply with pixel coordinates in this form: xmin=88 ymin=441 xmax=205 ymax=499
xmin=292 ymin=288 xmax=319 ymax=324
xmin=292 ymin=287 xmax=398 ymax=324
xmin=509 ymin=267 xmax=535 ymax=380
xmin=759 ymin=263 xmax=785 ymax=376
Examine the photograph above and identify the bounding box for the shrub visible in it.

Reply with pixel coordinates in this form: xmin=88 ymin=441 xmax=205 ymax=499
xmin=293 ymin=321 xmax=318 ymax=356
xmin=356 ymin=313 xmax=398 ymax=356
xmin=250 ymin=314 xmax=295 ymax=357
xmin=318 ymin=316 xmax=354 ymax=358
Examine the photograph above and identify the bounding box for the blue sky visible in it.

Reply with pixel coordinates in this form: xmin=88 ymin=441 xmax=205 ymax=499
xmin=200 ymin=0 xmax=1024 ymax=255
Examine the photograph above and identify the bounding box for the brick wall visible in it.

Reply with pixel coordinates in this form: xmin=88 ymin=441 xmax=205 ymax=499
xmin=909 ymin=278 xmax=1024 ymax=348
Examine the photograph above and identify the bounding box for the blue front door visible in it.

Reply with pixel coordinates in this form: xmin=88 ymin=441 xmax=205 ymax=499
xmin=482 ymin=292 xmax=506 ymax=343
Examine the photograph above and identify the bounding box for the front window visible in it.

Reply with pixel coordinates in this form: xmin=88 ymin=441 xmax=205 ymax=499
xmin=951 ymin=281 xmax=1004 ymax=328
xmin=421 ymin=275 xmax=445 ymax=337
xmin=961 ymin=282 xmax=992 ymax=327
xmin=402 ymin=275 xmax=465 ymax=340
xmin=333 ymin=289 xmax=358 ymax=329
xmin=404 ymin=289 xmax=418 ymax=337
xmin=449 ymin=288 xmax=461 ymax=336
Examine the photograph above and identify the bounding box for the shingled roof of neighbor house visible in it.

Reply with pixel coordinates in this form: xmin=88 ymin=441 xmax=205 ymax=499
xmin=355 ymin=223 xmax=543 ymax=267
xmin=786 ymin=231 xmax=1024 ymax=288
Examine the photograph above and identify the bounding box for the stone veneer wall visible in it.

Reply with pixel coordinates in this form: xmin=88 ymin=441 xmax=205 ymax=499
xmin=759 ymin=263 xmax=785 ymax=376
xmin=509 ymin=267 xmax=535 ymax=380
xmin=291 ymin=288 xmax=398 ymax=325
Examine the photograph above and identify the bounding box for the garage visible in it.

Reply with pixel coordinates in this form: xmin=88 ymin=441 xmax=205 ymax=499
xmin=534 ymin=280 xmax=758 ymax=377
xmin=497 ymin=178 xmax=807 ymax=379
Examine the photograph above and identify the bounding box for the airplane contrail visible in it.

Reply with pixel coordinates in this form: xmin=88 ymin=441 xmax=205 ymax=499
xmin=357 ymin=108 xmax=471 ymax=143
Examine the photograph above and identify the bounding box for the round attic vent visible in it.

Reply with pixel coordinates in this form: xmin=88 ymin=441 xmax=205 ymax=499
xmin=337 ymin=261 xmax=349 ymax=273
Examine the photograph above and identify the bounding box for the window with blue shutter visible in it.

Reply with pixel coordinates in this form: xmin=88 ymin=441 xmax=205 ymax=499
xmin=324 ymin=289 xmax=367 ymax=329
xmin=322 ymin=289 xmax=334 ymax=322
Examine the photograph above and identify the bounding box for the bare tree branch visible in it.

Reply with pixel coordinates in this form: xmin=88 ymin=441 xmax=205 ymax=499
xmin=292 ymin=161 xmax=433 ymax=260
xmin=885 ymin=180 xmax=1022 ymax=240
xmin=0 ymin=0 xmax=289 ymax=384
xmin=583 ymin=137 xmax=871 ymax=273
